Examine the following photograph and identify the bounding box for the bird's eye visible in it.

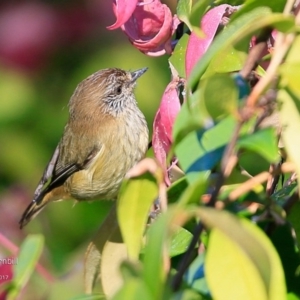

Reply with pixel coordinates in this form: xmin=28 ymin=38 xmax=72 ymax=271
xmin=115 ymin=86 xmax=122 ymax=95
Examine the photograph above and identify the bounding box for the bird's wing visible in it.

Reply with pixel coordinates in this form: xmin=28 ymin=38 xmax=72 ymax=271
xmin=33 ymin=143 xmax=99 ymax=205
xmin=19 ymin=142 xmax=101 ymax=228
xmin=32 ymin=144 xmax=78 ymax=204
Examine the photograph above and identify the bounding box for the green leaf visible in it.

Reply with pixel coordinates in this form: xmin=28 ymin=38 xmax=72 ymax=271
xmin=84 ymin=206 xmax=127 ymax=297
xmin=207 ymin=228 xmax=268 ymax=299
xmin=173 ymin=91 xmax=205 ymax=145
xmin=84 ymin=206 xmax=123 ymax=296
xmin=272 ymin=182 xmax=297 ymax=206
xmin=237 ymin=127 xmax=280 ymax=163
xmin=280 ymin=63 xmax=300 ymax=98
xmin=172 ymin=289 xmax=208 ymax=300
xmin=202 ymin=74 xmax=238 ymax=120
xmin=177 ymin=0 xmax=193 ymax=31
xmin=169 ymin=34 xmax=189 ymax=78
xmin=270 ymin=224 xmax=300 ymax=295
xmin=188 ymin=8 xmax=295 ymax=90
xmin=174 ymin=116 xmax=237 ymax=183
xmin=202 ymin=44 xmax=248 ymax=77
xmin=177 ymin=175 xmax=208 ymax=206
xmin=143 ymin=214 xmax=169 ymax=299
xmin=278 ymin=88 xmax=300 ymax=178
xmin=169 ymin=226 xmax=193 ymax=257
xmin=189 ymin=0 xmax=210 ymax=35
xmin=195 ymin=208 xmax=286 ymax=300
xmin=185 ymin=254 xmax=210 ymax=296
xmin=112 ymin=278 xmax=153 ymax=300
xmin=287 ymin=201 xmax=300 ymax=255
xmin=119 ymin=260 xmax=142 ymax=281
xmin=239 ymin=151 xmax=270 ymax=177
xmin=287 ymin=293 xmax=300 ymax=300
xmin=213 ymin=0 xmax=244 ymax=5
xmin=167 ymin=177 xmax=188 ymax=204
xmin=278 ymin=48 xmax=300 ymax=185
xmin=118 ymin=172 xmax=158 ymax=260
xmin=70 ymin=294 xmax=106 ymax=300
xmin=173 ymin=70 xmax=252 ymax=148
xmin=100 ymin=229 xmax=128 ymax=297
xmin=9 ymin=235 xmax=44 ymax=297
xmin=285 ymin=35 xmax=300 ymax=64
xmin=231 ymin=0 xmax=287 ymax=21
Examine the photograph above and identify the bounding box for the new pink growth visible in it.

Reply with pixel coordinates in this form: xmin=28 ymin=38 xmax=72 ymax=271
xmin=152 ymin=79 xmax=181 ymax=185
xmin=185 ymin=4 xmax=231 ymax=77
xmin=107 ymin=0 xmax=138 ymax=30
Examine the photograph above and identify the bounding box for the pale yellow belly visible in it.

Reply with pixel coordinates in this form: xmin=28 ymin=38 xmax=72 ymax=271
xmin=66 ymin=134 xmax=148 ymax=200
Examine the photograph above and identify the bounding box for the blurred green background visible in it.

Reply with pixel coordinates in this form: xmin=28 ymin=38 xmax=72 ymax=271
xmin=0 ymin=0 xmax=175 ymax=297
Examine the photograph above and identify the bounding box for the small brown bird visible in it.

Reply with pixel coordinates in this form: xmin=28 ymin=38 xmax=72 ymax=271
xmin=20 ymin=68 xmax=149 ymax=228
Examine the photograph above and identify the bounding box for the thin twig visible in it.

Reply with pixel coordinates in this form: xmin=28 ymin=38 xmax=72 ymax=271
xmin=227 ymin=162 xmax=296 ymax=202
xmin=266 ymin=163 xmax=281 ymax=197
xmin=284 ymin=172 xmax=297 ymax=187
xmin=220 ymin=123 xmax=242 ymax=179
xmin=283 ymin=191 xmax=299 ymax=214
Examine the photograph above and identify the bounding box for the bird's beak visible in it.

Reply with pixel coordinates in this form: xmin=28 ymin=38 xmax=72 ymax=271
xmin=131 ymin=67 xmax=148 ymax=82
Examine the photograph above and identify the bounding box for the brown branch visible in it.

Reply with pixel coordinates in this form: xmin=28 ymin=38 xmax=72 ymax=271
xmin=228 ymin=171 xmax=270 ymax=201
xmin=170 ymin=222 xmax=204 ymax=291
xmin=239 ymin=28 xmax=272 ymax=79
xmin=171 ymin=121 xmax=243 ymax=291
xmin=247 ymin=33 xmax=296 ymax=107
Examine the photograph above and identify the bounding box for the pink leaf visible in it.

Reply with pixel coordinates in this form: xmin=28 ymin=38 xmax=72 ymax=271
xmin=143 ymin=15 xmax=181 ymax=56
xmin=0 ymin=258 xmax=14 ymax=300
xmin=185 ymin=4 xmax=230 ymax=78
xmin=108 ymin=0 xmax=179 ymax=56
xmin=129 ymin=5 xmax=172 ymax=49
xmin=121 ymin=0 xmax=176 ymax=56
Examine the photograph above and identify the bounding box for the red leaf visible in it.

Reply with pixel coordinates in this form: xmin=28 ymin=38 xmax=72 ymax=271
xmin=152 ymin=80 xmax=181 ymax=184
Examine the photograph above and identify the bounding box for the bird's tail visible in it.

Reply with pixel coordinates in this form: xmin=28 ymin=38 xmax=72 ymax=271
xmin=19 ymin=201 xmax=47 ymax=229
xmin=19 ymin=186 xmax=67 ymax=228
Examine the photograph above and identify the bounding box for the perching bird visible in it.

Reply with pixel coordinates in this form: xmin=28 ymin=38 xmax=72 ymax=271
xmin=20 ymin=68 xmax=149 ymax=228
